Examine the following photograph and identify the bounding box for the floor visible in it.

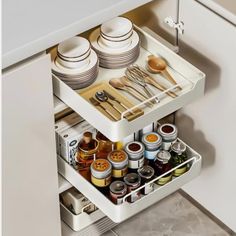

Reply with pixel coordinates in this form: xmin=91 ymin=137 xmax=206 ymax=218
xmin=103 ymin=191 xmax=234 ymax=236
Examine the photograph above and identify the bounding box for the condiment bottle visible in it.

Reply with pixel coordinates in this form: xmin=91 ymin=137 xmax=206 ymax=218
xmin=137 ymin=165 xmax=155 ymax=195
xmin=157 ymin=123 xmax=178 ymax=151
xmin=96 ymin=131 xmax=115 ymax=159
xmin=109 ymin=181 xmax=127 ymax=205
xmin=90 ymin=159 xmax=112 ymax=195
xmin=107 ymin=150 xmax=128 ymax=179
xmin=170 ymin=141 xmax=188 ymax=177
xmin=124 ymin=173 xmax=141 ymax=203
xmin=154 ymin=150 xmax=172 ymax=185
xmin=76 ymin=132 xmax=98 ymax=181
xmin=142 ymin=132 xmax=162 ymax=167
xmin=124 ymin=141 xmax=144 ymax=173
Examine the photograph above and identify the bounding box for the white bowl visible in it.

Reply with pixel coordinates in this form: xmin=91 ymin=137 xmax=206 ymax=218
xmin=99 ymin=33 xmax=132 ymax=48
xmin=56 ymin=54 xmax=90 ymax=69
xmin=100 ymin=17 xmax=133 ymax=38
xmin=57 ymin=36 xmax=90 ymax=60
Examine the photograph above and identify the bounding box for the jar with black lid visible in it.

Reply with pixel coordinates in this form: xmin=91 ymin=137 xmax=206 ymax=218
xmin=124 ymin=141 xmax=144 ymax=173
xmin=124 ymin=173 xmax=141 ymax=203
xmin=109 ymin=181 xmax=127 ymax=205
xmin=170 ymin=141 xmax=188 ymax=177
xmin=154 ymin=150 xmax=172 ymax=185
xmin=157 ymin=123 xmax=178 ymax=151
xmin=137 ymin=165 xmax=155 ymax=195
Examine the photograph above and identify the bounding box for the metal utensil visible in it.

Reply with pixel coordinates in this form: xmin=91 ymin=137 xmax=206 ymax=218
xmin=147 ymin=55 xmax=182 ymax=90
xmin=129 ymin=65 xmax=177 ymax=98
xmin=89 ymin=97 xmax=119 ymax=121
xmin=95 ymin=91 xmax=124 ymax=114
xmin=103 ymin=90 xmax=134 ymax=114
xmin=125 ymin=66 xmax=159 ymax=103
xmin=109 ymin=78 xmax=153 ymax=108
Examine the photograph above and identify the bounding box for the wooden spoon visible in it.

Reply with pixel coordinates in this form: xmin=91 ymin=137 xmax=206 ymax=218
xmin=147 ymin=55 xmax=182 ymax=90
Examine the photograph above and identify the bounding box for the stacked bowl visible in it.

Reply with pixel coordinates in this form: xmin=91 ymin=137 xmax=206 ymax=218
xmin=89 ymin=17 xmax=140 ymax=69
xmin=51 ymin=36 xmax=99 ymax=89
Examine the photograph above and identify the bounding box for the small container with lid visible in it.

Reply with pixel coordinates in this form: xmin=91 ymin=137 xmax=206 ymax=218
xmin=142 ymin=132 xmax=162 ymax=166
xmin=170 ymin=141 xmax=188 ymax=177
xmin=109 ymin=181 xmax=127 ymax=205
xmin=96 ymin=131 xmax=115 ymax=159
xmin=108 ymin=150 xmax=128 ymax=179
xmin=91 ymin=159 xmax=112 ymax=194
xmin=124 ymin=141 xmax=145 ymax=172
xmin=137 ymin=165 xmax=155 ymax=195
xmin=76 ymin=132 xmax=99 ymax=181
xmin=157 ymin=123 xmax=178 ymax=151
xmin=124 ymin=173 xmax=141 ymax=203
xmin=154 ymin=150 xmax=173 ymax=185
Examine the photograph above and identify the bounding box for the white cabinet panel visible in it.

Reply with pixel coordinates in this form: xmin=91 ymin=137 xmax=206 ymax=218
xmin=177 ymin=0 xmax=236 ymax=231
xmin=2 ymin=54 xmax=61 ymax=236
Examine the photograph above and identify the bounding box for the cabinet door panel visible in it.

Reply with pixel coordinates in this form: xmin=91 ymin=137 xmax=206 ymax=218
xmin=178 ymin=0 xmax=236 ymax=231
xmin=2 ymin=54 xmax=61 ymax=236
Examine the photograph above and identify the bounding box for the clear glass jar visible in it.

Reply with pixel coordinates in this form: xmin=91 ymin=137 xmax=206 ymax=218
xmin=124 ymin=173 xmax=141 ymax=203
xmin=96 ymin=131 xmax=115 ymax=159
xmin=170 ymin=141 xmax=188 ymax=177
xmin=109 ymin=181 xmax=127 ymax=205
xmin=154 ymin=150 xmax=172 ymax=185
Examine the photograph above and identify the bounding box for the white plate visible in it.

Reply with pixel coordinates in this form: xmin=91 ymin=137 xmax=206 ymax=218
xmin=52 ymin=50 xmax=98 ymax=76
xmin=90 ymin=28 xmax=139 ymax=55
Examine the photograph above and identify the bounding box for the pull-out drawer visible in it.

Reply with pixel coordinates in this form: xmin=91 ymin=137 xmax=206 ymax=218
xmin=58 ymin=138 xmax=202 ymax=223
xmin=52 ymin=26 xmax=205 ymax=142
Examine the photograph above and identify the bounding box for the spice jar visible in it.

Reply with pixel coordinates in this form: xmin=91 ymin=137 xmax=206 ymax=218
xmin=76 ymin=132 xmax=98 ymax=181
xmin=137 ymin=165 xmax=155 ymax=195
xmin=109 ymin=181 xmax=127 ymax=205
xmin=170 ymin=141 xmax=188 ymax=177
xmin=154 ymin=150 xmax=172 ymax=185
xmin=157 ymin=123 xmax=178 ymax=151
xmin=142 ymin=132 xmax=162 ymax=167
xmin=96 ymin=131 xmax=115 ymax=159
xmin=108 ymin=150 xmax=128 ymax=179
xmin=124 ymin=173 xmax=141 ymax=203
xmin=91 ymin=159 xmax=112 ymax=194
xmin=124 ymin=141 xmax=144 ymax=172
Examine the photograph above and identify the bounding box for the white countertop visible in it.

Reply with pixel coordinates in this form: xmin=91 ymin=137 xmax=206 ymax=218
xmin=2 ymin=0 xmax=151 ymax=69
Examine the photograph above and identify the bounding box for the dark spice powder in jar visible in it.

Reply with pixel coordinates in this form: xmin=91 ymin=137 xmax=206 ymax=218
xmin=128 ymin=143 xmax=141 ymax=152
xmin=161 ymin=125 xmax=174 ymax=134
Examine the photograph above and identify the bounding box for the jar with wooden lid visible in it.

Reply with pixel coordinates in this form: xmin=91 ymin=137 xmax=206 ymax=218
xmin=154 ymin=150 xmax=172 ymax=185
xmin=76 ymin=132 xmax=98 ymax=181
xmin=91 ymin=159 xmax=112 ymax=195
xmin=108 ymin=150 xmax=128 ymax=179
xmin=157 ymin=123 xmax=178 ymax=151
xmin=124 ymin=141 xmax=145 ymax=173
xmin=96 ymin=131 xmax=115 ymax=159
xmin=170 ymin=141 xmax=188 ymax=177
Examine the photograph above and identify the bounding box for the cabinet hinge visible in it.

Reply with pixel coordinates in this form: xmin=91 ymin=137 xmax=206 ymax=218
xmin=164 ymin=17 xmax=184 ymax=34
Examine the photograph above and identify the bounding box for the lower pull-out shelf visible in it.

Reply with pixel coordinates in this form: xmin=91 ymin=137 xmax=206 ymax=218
xmin=58 ymin=138 xmax=202 ymax=223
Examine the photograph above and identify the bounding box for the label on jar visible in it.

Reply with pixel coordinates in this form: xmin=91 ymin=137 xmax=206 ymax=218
xmin=162 ymin=140 xmax=176 ymax=151
xmin=130 ymin=190 xmax=141 ymax=202
xmin=143 ymin=183 xmax=154 ymax=195
xmin=112 ymin=166 xmax=128 ymax=178
xmin=91 ymin=175 xmax=112 ymax=187
xmin=145 ymin=150 xmax=160 ymax=160
xmin=128 ymin=157 xmax=144 ymax=169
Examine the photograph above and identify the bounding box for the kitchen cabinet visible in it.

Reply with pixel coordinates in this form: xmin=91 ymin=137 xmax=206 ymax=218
xmin=2 ymin=0 xmax=236 ymax=235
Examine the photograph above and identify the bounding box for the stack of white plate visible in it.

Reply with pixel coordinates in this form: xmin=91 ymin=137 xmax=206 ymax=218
xmin=89 ymin=17 xmax=140 ymax=69
xmin=51 ymin=36 xmax=99 ymax=90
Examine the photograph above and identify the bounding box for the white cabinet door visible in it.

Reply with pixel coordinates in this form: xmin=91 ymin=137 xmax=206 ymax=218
xmin=2 ymin=54 xmax=61 ymax=236
xmin=177 ymin=0 xmax=236 ymax=231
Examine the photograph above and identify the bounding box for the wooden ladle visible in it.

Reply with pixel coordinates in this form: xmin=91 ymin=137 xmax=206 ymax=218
xmin=147 ymin=55 xmax=182 ymax=90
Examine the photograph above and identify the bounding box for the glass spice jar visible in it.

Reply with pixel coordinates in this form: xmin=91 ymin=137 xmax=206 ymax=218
xmin=90 ymin=159 xmax=112 ymax=195
xmin=107 ymin=150 xmax=128 ymax=179
xmin=124 ymin=141 xmax=145 ymax=173
xmin=76 ymin=132 xmax=98 ymax=181
xmin=137 ymin=165 xmax=155 ymax=195
xmin=142 ymin=132 xmax=162 ymax=168
xmin=154 ymin=150 xmax=173 ymax=185
xmin=96 ymin=131 xmax=115 ymax=159
xmin=170 ymin=141 xmax=188 ymax=177
xmin=109 ymin=181 xmax=127 ymax=205
xmin=157 ymin=123 xmax=178 ymax=151
xmin=124 ymin=173 xmax=141 ymax=203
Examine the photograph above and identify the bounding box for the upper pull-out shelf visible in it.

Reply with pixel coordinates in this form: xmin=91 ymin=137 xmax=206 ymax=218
xmin=52 ymin=26 xmax=205 ymax=142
